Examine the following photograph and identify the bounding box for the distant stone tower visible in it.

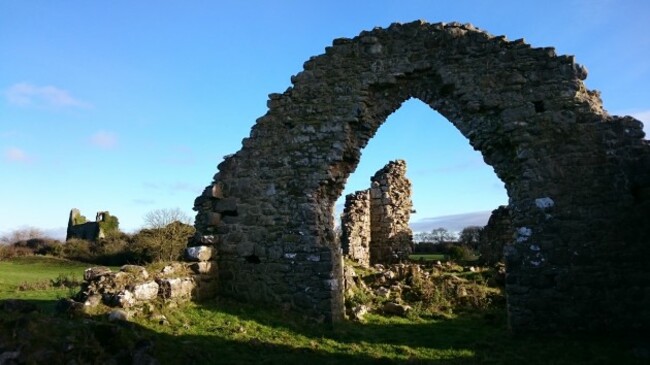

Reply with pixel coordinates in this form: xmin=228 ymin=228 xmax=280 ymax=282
xmin=66 ymin=208 xmax=106 ymax=241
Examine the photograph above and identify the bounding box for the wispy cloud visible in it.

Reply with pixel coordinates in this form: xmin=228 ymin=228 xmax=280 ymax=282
xmin=143 ymin=182 xmax=161 ymax=190
xmin=410 ymin=210 xmax=493 ymax=233
xmin=0 ymin=130 xmax=18 ymax=139
xmin=164 ymin=145 xmax=196 ymax=165
xmin=142 ymin=181 xmax=203 ymax=195
xmin=5 ymin=82 xmax=90 ymax=108
xmin=3 ymin=147 xmax=32 ymax=163
xmin=90 ymin=130 xmax=118 ymax=149
xmin=132 ymin=199 xmax=156 ymax=205
xmin=170 ymin=182 xmax=203 ymax=194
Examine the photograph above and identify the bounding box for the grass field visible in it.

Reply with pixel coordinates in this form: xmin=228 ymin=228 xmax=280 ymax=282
xmin=0 ymin=256 xmax=94 ymax=301
xmin=409 ymin=253 xmax=447 ymax=261
xmin=0 ymin=256 xmax=646 ymax=364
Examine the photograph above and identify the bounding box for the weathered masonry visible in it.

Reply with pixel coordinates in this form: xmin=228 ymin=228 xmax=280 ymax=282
xmin=341 ymin=159 xmax=414 ymax=267
xmin=368 ymin=160 xmax=413 ymax=264
xmin=192 ymin=21 xmax=650 ymax=331
xmin=340 ymin=189 xmax=371 ymax=267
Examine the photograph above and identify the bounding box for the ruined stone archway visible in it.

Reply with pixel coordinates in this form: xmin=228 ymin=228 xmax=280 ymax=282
xmin=193 ymin=21 xmax=650 ymax=331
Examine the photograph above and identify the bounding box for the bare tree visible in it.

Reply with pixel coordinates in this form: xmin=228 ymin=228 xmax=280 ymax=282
xmin=1 ymin=227 xmax=46 ymax=244
xmin=133 ymin=208 xmax=195 ymax=262
xmin=430 ymin=227 xmax=456 ymax=244
xmin=459 ymin=226 xmax=483 ymax=249
xmin=142 ymin=208 xmax=193 ymax=229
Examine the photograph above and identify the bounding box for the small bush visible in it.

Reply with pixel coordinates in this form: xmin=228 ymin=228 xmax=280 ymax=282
xmin=447 ymin=245 xmax=475 ymax=262
xmin=18 ymin=280 xmax=52 ymax=291
xmin=0 ymin=244 xmax=33 ymax=260
xmin=62 ymin=239 xmax=93 ymax=262
xmin=51 ymin=273 xmax=82 ymax=288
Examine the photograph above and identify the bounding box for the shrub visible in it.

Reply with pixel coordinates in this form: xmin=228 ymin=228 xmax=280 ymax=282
xmin=51 ymin=273 xmax=82 ymax=288
xmin=447 ymin=245 xmax=475 ymax=262
xmin=62 ymin=239 xmax=93 ymax=262
xmin=131 ymin=221 xmax=195 ymax=263
xmin=98 ymin=212 xmax=120 ymax=237
xmin=13 ymin=238 xmax=64 ymax=257
xmin=92 ymin=233 xmax=141 ymax=266
xmin=0 ymin=244 xmax=33 ymax=260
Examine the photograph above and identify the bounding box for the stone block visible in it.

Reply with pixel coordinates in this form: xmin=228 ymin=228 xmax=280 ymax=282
xmin=158 ymin=277 xmax=195 ymax=299
xmin=133 ymin=281 xmax=160 ymax=301
xmin=185 ymin=245 xmax=214 ymax=262
xmin=207 ymin=212 xmax=221 ymax=226
xmin=382 ymin=301 xmax=411 ymax=317
xmin=189 ymin=261 xmax=217 ymax=275
xmin=210 ymin=183 xmax=224 ymax=198
xmin=214 ymin=198 xmax=237 ymax=213
xmin=199 ymin=234 xmax=217 ymax=245
xmin=84 ymin=266 xmax=113 ymax=282
xmin=114 ymin=290 xmax=135 ymax=308
xmin=120 ymin=265 xmax=149 ymax=281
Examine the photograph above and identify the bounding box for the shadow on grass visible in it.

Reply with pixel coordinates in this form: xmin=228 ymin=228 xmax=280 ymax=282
xmin=0 ymin=298 xmax=646 ymax=365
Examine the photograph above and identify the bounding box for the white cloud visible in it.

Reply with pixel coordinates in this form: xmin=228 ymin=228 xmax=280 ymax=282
xmin=5 ymin=82 xmax=90 ymax=108
xmin=3 ymin=147 xmax=31 ymax=163
xmin=410 ymin=210 xmax=493 ymax=233
xmin=90 ymin=130 xmax=118 ymax=149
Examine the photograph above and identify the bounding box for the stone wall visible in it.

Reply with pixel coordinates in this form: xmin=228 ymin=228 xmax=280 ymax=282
xmin=478 ymin=205 xmax=512 ymax=265
xmin=369 ymin=160 xmax=414 ymax=264
xmin=69 ymin=245 xmax=219 ymax=315
xmin=192 ymin=20 xmax=650 ymax=331
xmin=340 ymin=190 xmax=371 ymax=267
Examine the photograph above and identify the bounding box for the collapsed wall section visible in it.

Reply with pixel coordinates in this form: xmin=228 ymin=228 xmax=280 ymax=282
xmin=369 ymin=160 xmax=414 ymax=264
xmin=341 ymin=190 xmax=371 ymax=267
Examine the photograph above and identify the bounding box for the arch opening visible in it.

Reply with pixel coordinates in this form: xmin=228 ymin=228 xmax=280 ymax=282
xmin=335 ymin=98 xmax=508 ymax=230
xmin=333 ymin=98 xmax=509 ymax=269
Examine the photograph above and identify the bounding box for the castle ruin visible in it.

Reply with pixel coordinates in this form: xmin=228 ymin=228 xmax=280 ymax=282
xmin=66 ymin=209 xmax=108 ymax=241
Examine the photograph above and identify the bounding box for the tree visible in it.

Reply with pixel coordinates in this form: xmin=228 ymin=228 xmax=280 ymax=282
xmin=430 ymin=227 xmax=456 ymax=244
xmin=143 ymin=208 xmax=193 ymax=229
xmin=413 ymin=231 xmax=433 ymax=243
xmin=1 ymin=227 xmax=46 ymax=244
xmin=133 ymin=208 xmax=196 ymax=262
xmin=458 ymin=226 xmax=483 ymax=249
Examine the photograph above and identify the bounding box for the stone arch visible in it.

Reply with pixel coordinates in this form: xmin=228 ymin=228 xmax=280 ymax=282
xmin=193 ymin=21 xmax=650 ymax=331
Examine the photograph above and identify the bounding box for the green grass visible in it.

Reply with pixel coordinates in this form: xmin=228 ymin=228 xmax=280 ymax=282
xmin=0 ymin=256 xmax=94 ymax=300
xmin=409 ymin=253 xmax=447 ymax=261
xmin=0 ymin=256 xmax=645 ymax=364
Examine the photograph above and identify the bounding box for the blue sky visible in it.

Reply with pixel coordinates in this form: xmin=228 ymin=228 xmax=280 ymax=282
xmin=1 ymin=1 xmax=649 ymax=239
